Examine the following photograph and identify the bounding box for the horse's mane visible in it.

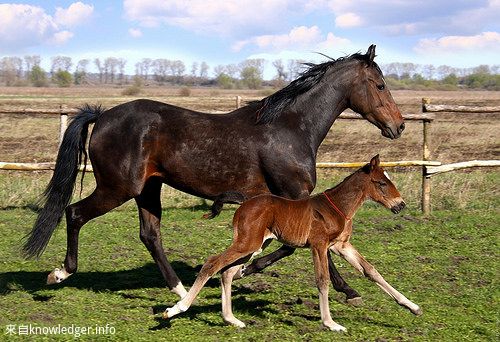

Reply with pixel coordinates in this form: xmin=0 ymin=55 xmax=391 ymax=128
xmin=255 ymin=52 xmax=378 ymax=124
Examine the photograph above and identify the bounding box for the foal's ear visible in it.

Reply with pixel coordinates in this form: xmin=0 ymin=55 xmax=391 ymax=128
xmin=366 ymin=44 xmax=376 ymax=66
xmin=370 ymin=154 xmax=380 ymax=170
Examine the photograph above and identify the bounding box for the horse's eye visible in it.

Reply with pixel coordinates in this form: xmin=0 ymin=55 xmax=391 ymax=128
xmin=377 ymin=84 xmax=385 ymax=91
xmin=377 ymin=181 xmax=387 ymax=187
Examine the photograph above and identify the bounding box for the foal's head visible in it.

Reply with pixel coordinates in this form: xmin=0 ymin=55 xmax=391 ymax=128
xmin=362 ymin=155 xmax=405 ymax=213
xmin=348 ymin=45 xmax=404 ymax=139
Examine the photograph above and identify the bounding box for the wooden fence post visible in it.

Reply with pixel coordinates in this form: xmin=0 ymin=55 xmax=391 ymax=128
xmin=421 ymin=98 xmax=431 ymax=215
xmin=59 ymin=105 xmax=68 ymax=146
xmin=235 ymin=96 xmax=242 ymax=109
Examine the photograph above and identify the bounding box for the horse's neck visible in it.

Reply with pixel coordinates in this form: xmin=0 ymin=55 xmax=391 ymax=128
xmin=288 ymin=72 xmax=350 ymax=151
xmin=325 ymin=173 xmax=367 ymax=219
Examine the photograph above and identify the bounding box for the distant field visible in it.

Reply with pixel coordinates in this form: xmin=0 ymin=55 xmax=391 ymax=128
xmin=0 ymin=87 xmax=499 ymax=163
xmin=0 ymin=87 xmax=498 ymax=341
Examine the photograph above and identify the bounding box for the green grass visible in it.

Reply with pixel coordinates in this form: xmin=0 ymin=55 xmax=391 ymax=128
xmin=0 ymin=172 xmax=498 ymax=341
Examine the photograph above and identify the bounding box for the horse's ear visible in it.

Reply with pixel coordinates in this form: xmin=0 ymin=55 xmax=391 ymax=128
xmin=366 ymin=44 xmax=376 ymax=66
xmin=369 ymin=154 xmax=380 ymax=170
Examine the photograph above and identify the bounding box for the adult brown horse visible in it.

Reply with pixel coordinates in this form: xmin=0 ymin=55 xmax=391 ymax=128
xmin=23 ymin=45 xmax=404 ymax=302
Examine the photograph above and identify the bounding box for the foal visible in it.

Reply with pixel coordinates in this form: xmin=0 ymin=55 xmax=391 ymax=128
xmin=164 ymin=155 xmax=422 ymax=331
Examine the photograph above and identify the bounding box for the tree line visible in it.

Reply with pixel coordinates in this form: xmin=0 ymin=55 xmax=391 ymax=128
xmin=0 ymin=55 xmax=498 ymax=90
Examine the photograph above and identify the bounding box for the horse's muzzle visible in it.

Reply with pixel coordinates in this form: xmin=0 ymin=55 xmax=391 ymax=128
xmin=382 ymin=122 xmax=405 ymax=140
xmin=391 ymin=201 xmax=406 ymax=214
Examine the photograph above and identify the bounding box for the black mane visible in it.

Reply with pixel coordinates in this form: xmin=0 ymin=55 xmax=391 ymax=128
xmin=255 ymin=52 xmax=374 ymax=124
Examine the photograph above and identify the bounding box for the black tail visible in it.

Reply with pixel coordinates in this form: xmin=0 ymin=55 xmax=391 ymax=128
xmin=22 ymin=104 xmax=104 ymax=259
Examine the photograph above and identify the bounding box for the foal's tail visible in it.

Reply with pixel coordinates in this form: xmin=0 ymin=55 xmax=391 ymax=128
xmin=22 ymin=104 xmax=104 ymax=259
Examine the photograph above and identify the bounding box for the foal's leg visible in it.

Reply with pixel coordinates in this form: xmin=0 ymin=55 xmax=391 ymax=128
xmin=163 ymin=246 xmax=255 ymax=320
xmin=331 ymin=242 xmax=422 ymax=315
xmin=221 ymin=260 xmax=250 ymax=328
xmin=243 ymin=246 xmax=361 ymax=303
xmin=311 ymin=246 xmax=347 ymax=332
xmin=136 ymin=180 xmax=187 ymax=299
xmin=47 ymin=187 xmax=129 ymax=284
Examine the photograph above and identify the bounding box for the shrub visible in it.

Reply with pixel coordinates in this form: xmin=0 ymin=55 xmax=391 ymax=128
xmin=179 ymin=87 xmax=191 ymax=96
xmin=52 ymin=70 xmax=72 ymax=87
xmin=30 ymin=66 xmax=48 ymax=87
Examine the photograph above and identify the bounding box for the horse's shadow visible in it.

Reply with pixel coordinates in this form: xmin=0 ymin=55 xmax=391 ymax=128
xmin=0 ymin=261 xmax=278 ymax=329
xmin=0 ymin=261 xmax=209 ymax=295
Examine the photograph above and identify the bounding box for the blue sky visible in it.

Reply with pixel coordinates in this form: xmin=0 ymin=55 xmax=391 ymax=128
xmin=1 ymin=1 xmax=499 ymax=79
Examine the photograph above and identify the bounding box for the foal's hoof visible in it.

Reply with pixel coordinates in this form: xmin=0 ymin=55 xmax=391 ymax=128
xmin=411 ymin=306 xmax=423 ymax=316
xmin=224 ymin=317 xmax=246 ymax=328
xmin=323 ymin=321 xmax=347 ymax=332
xmin=46 ymin=268 xmax=71 ymax=285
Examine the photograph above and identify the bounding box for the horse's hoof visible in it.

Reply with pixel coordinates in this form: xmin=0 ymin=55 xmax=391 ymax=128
xmin=346 ymin=296 xmax=363 ymax=306
xmin=47 ymin=268 xmax=71 ymax=285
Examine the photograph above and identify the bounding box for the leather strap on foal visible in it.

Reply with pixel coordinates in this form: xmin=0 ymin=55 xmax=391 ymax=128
xmin=322 ymin=192 xmax=350 ymax=221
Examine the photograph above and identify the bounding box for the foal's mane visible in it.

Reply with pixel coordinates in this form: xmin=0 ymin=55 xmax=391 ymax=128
xmin=255 ymin=52 xmax=379 ymax=124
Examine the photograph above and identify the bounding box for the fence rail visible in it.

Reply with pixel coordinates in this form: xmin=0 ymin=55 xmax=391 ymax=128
xmin=1 ymin=97 xmax=498 ymax=214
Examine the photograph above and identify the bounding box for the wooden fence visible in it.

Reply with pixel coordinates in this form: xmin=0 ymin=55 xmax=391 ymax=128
xmin=1 ymin=97 xmax=499 ymax=214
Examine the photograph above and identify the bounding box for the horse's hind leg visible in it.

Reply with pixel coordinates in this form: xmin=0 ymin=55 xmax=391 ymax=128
xmin=47 ymin=187 xmax=129 ymax=284
xmin=328 ymin=251 xmax=362 ymax=305
xmin=136 ymin=180 xmax=187 ymax=299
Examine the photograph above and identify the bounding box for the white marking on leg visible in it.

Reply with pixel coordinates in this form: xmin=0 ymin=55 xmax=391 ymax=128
xmin=171 ymin=282 xmax=188 ymax=299
xmin=164 ymin=301 xmax=189 ymax=319
xmin=47 ymin=266 xmax=72 ymax=285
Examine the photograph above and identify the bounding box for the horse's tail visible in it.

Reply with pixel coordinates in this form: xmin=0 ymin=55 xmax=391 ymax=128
xmin=22 ymin=104 xmax=104 ymax=259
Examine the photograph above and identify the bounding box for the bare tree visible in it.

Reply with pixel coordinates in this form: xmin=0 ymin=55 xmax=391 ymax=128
xmin=1 ymin=57 xmax=19 ymax=85
xmin=287 ymin=59 xmax=305 ymax=81
xmin=51 ymin=56 xmax=72 ymax=75
xmin=94 ymin=58 xmax=104 ymax=83
xmin=191 ymin=62 xmax=198 ymax=77
xmin=135 ymin=58 xmax=152 ymax=80
xmin=104 ymin=57 xmax=119 ymax=83
xmin=117 ymin=58 xmax=127 ymax=83
xmin=75 ymin=59 xmax=90 ymax=84
xmin=200 ymin=61 xmax=209 ymax=80
xmin=272 ymin=59 xmax=288 ymax=87
xmin=152 ymin=59 xmax=170 ymax=83
xmin=24 ymin=55 xmax=41 ymax=78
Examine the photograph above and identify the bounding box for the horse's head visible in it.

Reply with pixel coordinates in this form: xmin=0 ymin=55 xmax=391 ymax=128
xmin=363 ymin=155 xmax=405 ymax=213
xmin=348 ymin=45 xmax=404 ymax=139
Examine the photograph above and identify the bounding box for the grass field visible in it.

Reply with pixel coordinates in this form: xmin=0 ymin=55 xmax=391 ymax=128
xmin=0 ymin=87 xmax=499 ymax=341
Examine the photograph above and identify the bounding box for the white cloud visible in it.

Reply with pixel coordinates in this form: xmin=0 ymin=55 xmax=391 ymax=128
xmin=124 ymin=0 xmax=311 ymax=36
xmin=0 ymin=2 xmax=92 ymax=52
xmin=128 ymin=28 xmax=143 ymax=38
xmin=54 ymin=2 xmax=93 ymax=27
xmin=50 ymin=30 xmax=74 ymax=45
xmin=335 ymin=12 xmax=363 ymax=28
xmin=233 ymin=26 xmax=350 ymax=53
xmin=415 ymin=32 xmax=500 ymax=54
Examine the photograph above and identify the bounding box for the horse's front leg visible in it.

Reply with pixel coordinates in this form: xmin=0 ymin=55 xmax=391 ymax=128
xmin=331 ymin=242 xmax=422 ymax=315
